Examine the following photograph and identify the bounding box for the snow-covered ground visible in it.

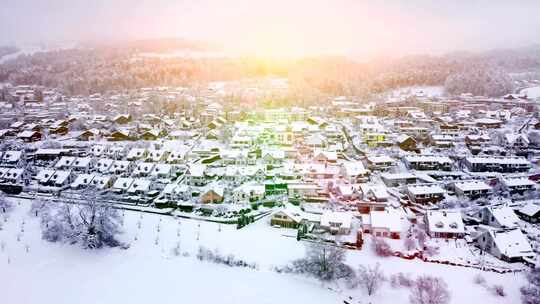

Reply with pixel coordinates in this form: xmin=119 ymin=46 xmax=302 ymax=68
xmin=0 ymin=198 xmax=527 ymax=304
xmin=390 ymin=86 xmax=445 ymax=98
xmin=520 ymin=86 xmax=540 ymax=99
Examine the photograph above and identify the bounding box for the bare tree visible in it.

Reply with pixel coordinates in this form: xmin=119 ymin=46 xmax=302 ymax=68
xmin=291 ymin=241 xmax=354 ymax=282
xmin=410 ymin=275 xmax=451 ymax=304
xmin=357 ymin=263 xmax=385 ymax=296
xmin=40 ymin=190 xmax=124 ymax=249
xmin=0 ymin=192 xmax=13 ymax=213
xmin=373 ymin=237 xmax=393 ymax=257
xmin=521 ymin=267 xmax=540 ymax=304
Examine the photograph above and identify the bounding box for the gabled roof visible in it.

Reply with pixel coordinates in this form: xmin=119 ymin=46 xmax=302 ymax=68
xmin=426 ymin=211 xmax=465 ymax=234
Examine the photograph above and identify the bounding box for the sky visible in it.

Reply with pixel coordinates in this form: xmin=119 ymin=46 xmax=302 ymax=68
xmin=1 ymin=0 xmax=540 ymax=59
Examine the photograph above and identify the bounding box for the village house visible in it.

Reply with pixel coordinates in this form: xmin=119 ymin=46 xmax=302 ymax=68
xmin=364 ymin=155 xmax=395 ymax=171
xmin=340 ymin=161 xmax=370 ymax=183
xmin=17 ymin=130 xmax=42 ymax=142
xmin=36 ymin=169 xmax=56 ymax=186
xmin=49 ymin=170 xmax=75 ymax=188
xmin=404 ymin=155 xmax=453 ymax=171
xmin=476 ymin=206 xmax=520 ymax=229
xmin=516 ymin=203 xmax=540 ymax=223
xmin=501 ymin=177 xmax=535 ymax=194
xmin=71 ymin=157 xmax=95 ymax=173
xmin=287 ymin=183 xmax=320 ymax=199
xmin=395 ymin=134 xmax=417 ymax=152
xmin=71 ymin=173 xmax=96 ymax=190
xmin=232 ymin=183 xmax=265 ymax=204
xmin=0 ymin=168 xmax=28 ymax=185
xmin=1 ymin=150 xmax=25 ymax=167
xmin=132 ymin=162 xmax=156 ymax=177
xmin=186 ymin=164 xmax=208 ymax=186
xmin=167 ymin=150 xmax=187 ymax=164
xmin=147 ymin=149 xmax=170 ymax=162
xmin=108 ymin=160 xmax=134 ymax=176
xmin=96 ymin=158 xmax=115 ymax=174
xmin=91 ymin=175 xmax=115 ymax=190
xmin=270 ymin=205 xmax=319 ymax=229
xmin=453 ymin=180 xmax=492 ymax=199
xmin=313 ymin=150 xmax=338 ymax=164
xmin=112 ymin=177 xmax=135 ymax=194
xmin=127 ymin=178 xmax=155 ymax=198
xmin=463 ymin=156 xmax=531 ymax=173
xmin=475 ymin=228 xmax=533 ymax=263
xmin=406 ymin=184 xmax=445 ymax=204
xmin=126 ymin=148 xmax=148 ymax=161
xmin=381 ymin=172 xmax=417 ymax=187
xmin=425 ymin=211 xmax=465 ymax=238
xmin=362 ymin=210 xmax=403 ymax=239
xmin=200 ymin=186 xmax=225 ymax=204
xmin=503 ymin=134 xmax=529 ymax=150
xmin=320 ymin=211 xmax=352 ymax=235
xmin=151 ymin=164 xmax=177 ymax=180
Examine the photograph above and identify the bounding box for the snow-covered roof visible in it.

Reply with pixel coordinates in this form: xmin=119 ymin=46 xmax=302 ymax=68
xmin=55 ymin=156 xmax=75 ymax=168
xmin=486 ymin=228 xmax=533 ymax=259
xmin=488 ymin=206 xmax=520 ymax=228
xmin=519 ymin=203 xmax=540 ymax=217
xmin=454 ymin=180 xmax=492 ymax=192
xmin=50 ymin=170 xmax=72 ymax=184
xmin=404 ymin=155 xmax=452 ymax=164
xmin=113 ymin=177 xmax=134 ymax=190
xmin=2 ymin=150 xmax=22 ymax=163
xmin=36 ymin=169 xmax=55 ymax=183
xmin=381 ymin=172 xmax=415 ymax=180
xmin=426 ymin=211 xmax=465 ymax=234
xmin=320 ymin=211 xmax=352 ymax=229
xmin=128 ymin=179 xmax=152 ymax=193
xmin=151 ymin=164 xmax=173 ymax=176
xmin=367 ymin=155 xmax=394 ymax=164
xmin=369 ymin=210 xmax=404 ymax=233
xmin=71 ymin=174 xmax=95 ymax=188
xmin=341 ymin=161 xmax=368 ymax=176
xmin=503 ymin=177 xmax=535 ymax=188
xmin=72 ymin=157 xmax=92 ymax=168
xmin=407 ymin=184 xmax=445 ymax=196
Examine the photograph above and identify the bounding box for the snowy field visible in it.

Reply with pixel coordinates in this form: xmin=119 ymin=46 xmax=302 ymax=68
xmin=520 ymin=86 xmax=540 ymax=99
xmin=390 ymin=86 xmax=445 ymax=98
xmin=0 ymin=198 xmax=526 ymax=304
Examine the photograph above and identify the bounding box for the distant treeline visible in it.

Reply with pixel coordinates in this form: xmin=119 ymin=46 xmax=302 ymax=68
xmin=0 ymin=46 xmax=19 ymax=59
xmin=0 ymin=42 xmax=539 ymax=99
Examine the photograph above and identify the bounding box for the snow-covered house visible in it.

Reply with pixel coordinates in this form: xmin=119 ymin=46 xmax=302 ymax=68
xmin=71 ymin=173 xmax=96 ymax=189
xmin=54 ymin=156 xmax=76 ymax=170
xmin=516 ymin=203 xmax=540 ymax=223
xmin=147 ymin=149 xmax=170 ymax=162
xmin=112 ymin=177 xmax=135 ymax=193
xmin=261 ymin=149 xmax=286 ymax=166
xmin=362 ymin=210 xmax=404 ymax=239
xmin=224 ymin=165 xmax=265 ymax=186
xmin=380 ymin=172 xmax=417 ymax=187
xmin=162 ymin=183 xmax=191 ymax=202
xmin=127 ymin=178 xmax=154 ymax=196
xmin=132 ymin=162 xmax=156 ymax=177
xmin=49 ymin=170 xmax=75 ymax=188
xmin=501 ymin=177 xmax=535 ymax=194
xmin=453 ymin=180 xmax=492 ymax=199
xmin=71 ymin=157 xmax=95 ymax=173
xmin=340 ymin=161 xmax=370 ymax=183
xmin=1 ymin=150 xmax=24 ymax=167
xmin=425 ymin=211 xmax=465 ymax=238
xmin=358 ymin=184 xmax=389 ymax=203
xmin=221 ymin=149 xmax=251 ymax=166
xmin=232 ymin=183 xmax=265 ymax=204
xmin=151 ymin=164 xmax=176 ymax=179
xmin=287 ymin=183 xmax=320 ymax=199
xmin=36 ymin=169 xmax=56 ymax=186
xmin=17 ymin=130 xmax=41 ymax=142
xmin=477 ymin=206 xmax=519 ymax=229
xmin=1 ymin=168 xmax=27 ymax=184
xmin=167 ymin=150 xmax=187 ymax=164
xmin=313 ymin=150 xmax=338 ymax=164
xmin=186 ymin=164 xmax=208 ymax=186
xmin=504 ymin=134 xmax=529 ymax=150
xmin=96 ymin=158 xmax=115 ymax=174
xmin=90 ymin=145 xmax=107 ymax=157
xmin=406 ymin=184 xmax=445 ymax=204
xmin=463 ymin=156 xmax=531 ymax=173
xmin=320 ymin=211 xmax=352 ymax=235
xmin=365 ymin=155 xmax=395 ymax=171
xmin=270 ymin=206 xmax=319 ymax=229
xmin=475 ymin=228 xmax=533 ymax=262
xmin=108 ymin=160 xmax=133 ymax=176
xmin=91 ymin=175 xmax=115 ymax=190
xmin=126 ymin=148 xmax=148 ymax=161
xmin=200 ymin=186 xmax=225 ymax=204
xmin=403 ymin=155 xmax=453 ymax=171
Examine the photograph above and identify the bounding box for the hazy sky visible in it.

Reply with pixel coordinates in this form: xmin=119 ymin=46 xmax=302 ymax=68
xmin=2 ymin=0 xmax=540 ymax=58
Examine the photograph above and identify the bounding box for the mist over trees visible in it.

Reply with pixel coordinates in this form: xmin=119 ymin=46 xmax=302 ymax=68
xmin=1 ymin=41 xmax=539 ymax=98
xmin=444 ymin=66 xmax=513 ymax=97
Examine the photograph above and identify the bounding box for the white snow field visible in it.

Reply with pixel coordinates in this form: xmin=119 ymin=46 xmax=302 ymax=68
xmin=0 ymin=198 xmax=526 ymax=304
xmin=520 ymin=86 xmax=540 ymax=99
